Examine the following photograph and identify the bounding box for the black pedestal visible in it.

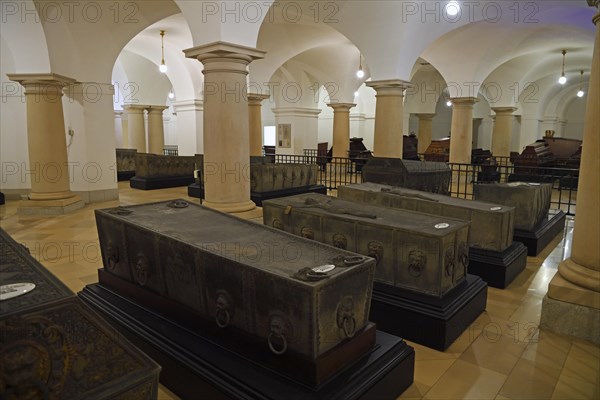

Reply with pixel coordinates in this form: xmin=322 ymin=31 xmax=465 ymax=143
xmin=514 ymin=210 xmax=566 ymax=256
xmin=130 ymin=175 xmax=195 ymax=190
xmin=117 ymin=170 xmax=135 ymax=181
xmin=187 ymin=183 xmax=328 ymax=206
xmin=79 ymin=284 xmax=415 ymax=400
xmin=468 ymin=242 xmax=528 ymax=289
xmin=370 ymin=274 xmax=488 ymax=351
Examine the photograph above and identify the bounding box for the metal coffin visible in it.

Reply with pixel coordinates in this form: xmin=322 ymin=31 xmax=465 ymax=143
xmin=116 ymin=148 xmax=137 ymax=172
xmin=362 ymin=157 xmax=451 ymax=194
xmin=263 ymin=194 xmax=470 ymax=298
xmin=134 ymin=153 xmax=195 ymax=178
xmin=473 ymin=182 xmax=552 ymax=231
xmin=95 ymin=200 xmax=375 ymax=360
xmin=338 ymin=183 xmax=515 ymax=252
xmin=250 ymin=163 xmax=318 ymax=192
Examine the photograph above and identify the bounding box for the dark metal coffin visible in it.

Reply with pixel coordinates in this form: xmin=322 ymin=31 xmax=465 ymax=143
xmin=362 ymin=157 xmax=451 ymax=195
xmin=95 ymin=200 xmax=375 ymax=359
xmin=473 ymin=182 xmax=552 ymax=230
xmin=250 ymin=163 xmax=318 ymax=192
xmin=134 ymin=153 xmax=195 ymax=178
xmin=116 ymin=148 xmax=137 ymax=172
xmin=0 ymin=228 xmax=160 ymax=400
xmin=263 ymin=194 xmax=470 ymax=298
xmin=338 ymin=183 xmax=515 ymax=252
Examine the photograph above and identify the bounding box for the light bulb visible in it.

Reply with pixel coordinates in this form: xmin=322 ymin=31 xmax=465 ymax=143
xmin=354 ymin=91 xmax=359 ymax=97
xmin=356 ymin=69 xmax=365 ymax=78
xmin=168 ymin=91 xmax=175 ymax=99
xmin=558 ymin=75 xmax=566 ymax=85
xmin=446 ymin=100 xmax=452 ymax=107
xmin=159 ymin=63 xmax=168 ymax=73
xmin=577 ymin=90 xmax=584 ymax=98
xmin=445 ymin=1 xmax=460 ymax=16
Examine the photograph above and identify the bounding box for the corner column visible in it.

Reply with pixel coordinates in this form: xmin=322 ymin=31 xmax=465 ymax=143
xmin=541 ymin=3 xmax=600 ymax=344
xmin=416 ymin=113 xmax=435 ymax=154
xmin=491 ymin=107 xmax=517 ymax=157
xmin=185 ymin=42 xmax=265 ymax=213
xmin=328 ymin=103 xmax=356 ymax=158
xmin=449 ymin=97 xmax=479 ymax=164
xmin=7 ymin=73 xmax=84 ymax=215
xmin=366 ymin=79 xmax=412 ymax=158
xmin=123 ymin=105 xmax=147 ymax=152
xmin=248 ymin=93 xmax=270 ymax=157
xmin=147 ymin=106 xmax=169 ymax=155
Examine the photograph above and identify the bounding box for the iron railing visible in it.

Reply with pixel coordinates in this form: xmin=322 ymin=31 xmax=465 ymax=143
xmin=163 ymin=145 xmax=178 ymax=156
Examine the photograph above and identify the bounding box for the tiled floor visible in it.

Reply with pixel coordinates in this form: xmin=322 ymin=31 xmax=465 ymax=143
xmin=1 ymin=182 xmax=598 ymax=400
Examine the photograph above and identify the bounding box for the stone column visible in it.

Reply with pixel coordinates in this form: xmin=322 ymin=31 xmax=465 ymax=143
xmin=366 ymin=79 xmax=412 ymax=158
xmin=416 ymin=113 xmax=435 ymax=154
xmin=328 ymin=103 xmax=355 ymax=158
xmin=491 ymin=107 xmax=517 ymax=157
xmin=123 ymin=105 xmax=147 ymax=152
xmin=114 ymin=110 xmax=124 ymax=148
xmin=541 ymin=3 xmax=600 ymax=344
xmin=7 ymin=73 xmax=83 ymax=215
xmin=185 ymin=42 xmax=265 ymax=213
xmin=449 ymin=97 xmax=479 ymax=164
xmin=248 ymin=93 xmax=270 ymax=157
xmin=147 ymin=105 xmax=169 ymax=155
xmin=121 ymin=112 xmax=129 ymax=148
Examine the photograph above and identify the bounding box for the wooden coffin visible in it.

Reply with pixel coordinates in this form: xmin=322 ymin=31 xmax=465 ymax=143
xmin=362 ymin=157 xmax=451 ymax=195
xmin=473 ymin=182 xmax=552 ymax=231
xmin=0 ymin=228 xmax=160 ymax=400
xmin=338 ymin=183 xmax=515 ymax=252
xmin=423 ymin=138 xmax=450 ymax=162
xmin=263 ymin=194 xmax=470 ymax=298
xmin=95 ymin=200 xmax=375 ymax=360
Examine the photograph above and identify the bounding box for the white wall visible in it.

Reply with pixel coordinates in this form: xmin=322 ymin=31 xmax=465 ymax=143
xmin=563 ymin=97 xmax=586 ymax=140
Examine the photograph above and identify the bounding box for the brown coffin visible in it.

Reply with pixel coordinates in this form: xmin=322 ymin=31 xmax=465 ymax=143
xmin=263 ymin=194 xmax=470 ymax=298
xmin=473 ymin=182 xmax=552 ymax=231
xmin=338 ymin=183 xmax=515 ymax=252
xmin=95 ymin=200 xmax=376 ymax=360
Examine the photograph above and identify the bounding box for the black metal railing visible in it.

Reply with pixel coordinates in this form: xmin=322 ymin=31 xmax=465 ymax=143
xmin=163 ymin=145 xmax=178 ymax=156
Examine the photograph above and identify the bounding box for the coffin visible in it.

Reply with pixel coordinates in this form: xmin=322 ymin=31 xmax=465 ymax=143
xmin=423 ymin=138 xmax=450 ymax=162
xmin=338 ymin=183 xmax=515 ymax=252
xmin=134 ymin=153 xmax=195 ymax=178
xmin=116 ymin=148 xmax=137 ymax=172
xmin=473 ymin=182 xmax=552 ymax=230
xmin=0 ymin=228 xmax=160 ymax=399
xmin=95 ymin=200 xmax=375 ymax=360
xmin=362 ymin=157 xmax=451 ymax=195
xmin=250 ymin=163 xmax=318 ymax=192
xmin=263 ymin=194 xmax=470 ymax=298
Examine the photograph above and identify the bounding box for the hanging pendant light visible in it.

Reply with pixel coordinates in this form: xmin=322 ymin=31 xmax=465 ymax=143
xmin=558 ymin=50 xmax=567 ymax=85
xmin=356 ymin=53 xmax=365 ymax=78
xmin=159 ymin=30 xmax=168 ymax=73
xmin=577 ymin=70 xmax=585 ymax=97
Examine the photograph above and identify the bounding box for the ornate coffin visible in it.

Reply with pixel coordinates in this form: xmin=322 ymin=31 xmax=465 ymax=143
xmin=134 ymin=153 xmax=195 ymax=178
xmin=95 ymin=200 xmax=375 ymax=360
xmin=423 ymin=138 xmax=450 ymax=162
xmin=338 ymin=183 xmax=515 ymax=252
xmin=362 ymin=157 xmax=451 ymax=195
xmin=115 ymin=148 xmax=137 ymax=180
xmin=250 ymin=163 xmax=318 ymax=192
xmin=473 ymin=182 xmax=552 ymax=230
xmin=263 ymin=194 xmax=470 ymax=298
xmin=0 ymin=228 xmax=160 ymax=399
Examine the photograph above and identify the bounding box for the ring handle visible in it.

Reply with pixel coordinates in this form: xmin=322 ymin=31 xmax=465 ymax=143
xmin=342 ymin=316 xmax=357 ymax=338
xmin=268 ymin=331 xmax=288 ymax=355
xmin=460 ymin=252 xmax=469 ymax=268
xmin=215 ymin=307 xmax=230 ymax=328
xmin=344 ymin=256 xmax=365 ymax=266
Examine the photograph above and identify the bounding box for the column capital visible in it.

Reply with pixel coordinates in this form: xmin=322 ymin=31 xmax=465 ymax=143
xmin=327 ymin=103 xmax=356 ymax=112
xmin=588 ymin=0 xmax=599 ymax=9
xmin=172 ymin=99 xmax=203 ymax=112
xmin=184 ymin=41 xmax=266 ymax=74
xmin=114 ymin=110 xmax=124 ymax=116
xmin=492 ymin=107 xmax=518 ymax=115
xmin=272 ymin=107 xmax=322 ymax=117
xmin=147 ymin=105 xmax=169 ymax=114
xmin=122 ymin=104 xmax=147 ymax=113
xmin=247 ymin=93 xmax=270 ymax=105
xmin=451 ymin=97 xmax=479 ymax=107
xmin=415 ymin=113 xmax=436 ymax=120
xmin=67 ymin=82 xmax=115 ymax=96
xmin=366 ymin=79 xmax=413 ymax=96
xmin=7 ymin=72 xmax=76 ymax=88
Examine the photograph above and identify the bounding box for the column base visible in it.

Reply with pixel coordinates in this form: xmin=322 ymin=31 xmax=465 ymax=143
xmin=202 ymin=199 xmax=256 ymax=214
xmin=547 ymin=266 xmax=600 ymax=309
xmin=18 ymin=196 xmax=84 ymax=216
xmin=541 ymin=292 xmax=600 ymax=345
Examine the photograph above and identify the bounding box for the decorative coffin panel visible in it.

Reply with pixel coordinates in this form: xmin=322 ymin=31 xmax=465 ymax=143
xmin=473 ymin=182 xmax=551 ymax=231
xmin=116 ymin=149 xmax=137 ymax=172
xmin=134 ymin=153 xmax=195 ymax=178
xmin=338 ymin=183 xmax=515 ymax=252
xmin=95 ymin=200 xmax=375 ymax=360
xmin=262 ymin=194 xmax=470 ymax=298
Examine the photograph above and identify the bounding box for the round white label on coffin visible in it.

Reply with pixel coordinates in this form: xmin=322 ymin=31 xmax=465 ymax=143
xmin=435 ymin=223 xmax=450 ymax=229
xmin=0 ymin=283 xmax=36 ymax=301
xmin=491 ymin=207 xmax=502 ymax=211
xmin=312 ymin=264 xmax=335 ymax=273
